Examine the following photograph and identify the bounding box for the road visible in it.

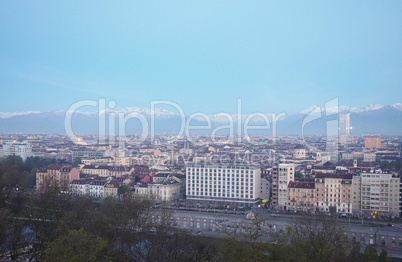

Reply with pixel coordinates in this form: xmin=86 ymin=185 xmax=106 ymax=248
xmin=164 ymin=208 xmax=402 ymax=234
xmin=157 ymin=208 xmax=402 ymax=259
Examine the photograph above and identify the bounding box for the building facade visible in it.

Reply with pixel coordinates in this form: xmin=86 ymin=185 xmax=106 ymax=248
xmin=104 ymin=182 xmax=121 ymax=198
xmin=186 ymin=163 xmax=261 ymax=206
xmin=287 ymin=180 xmax=316 ymax=212
xmin=133 ymin=178 xmax=181 ymax=201
xmin=353 ymin=170 xmax=400 ymax=216
xmin=272 ymin=163 xmax=295 ymax=210
xmin=89 ymin=180 xmax=106 ymax=198
xmin=260 ymin=177 xmax=271 ymax=201
xmin=2 ymin=141 xmax=33 ymax=161
xmin=315 ymin=173 xmax=353 ymax=214
xmin=69 ymin=179 xmax=91 ymax=196
xmin=365 ymin=136 xmax=381 ymax=149
xmin=36 ymin=165 xmax=80 ymax=193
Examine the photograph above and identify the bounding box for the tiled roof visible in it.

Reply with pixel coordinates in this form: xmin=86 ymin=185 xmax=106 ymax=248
xmin=315 ymin=173 xmax=353 ymax=179
xmin=288 ymin=181 xmax=315 ymax=189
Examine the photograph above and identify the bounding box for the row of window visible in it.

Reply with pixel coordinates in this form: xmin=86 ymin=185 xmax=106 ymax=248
xmin=188 ymin=192 xmax=253 ymax=198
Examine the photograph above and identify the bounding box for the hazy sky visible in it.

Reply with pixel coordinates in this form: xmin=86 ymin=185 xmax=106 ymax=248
xmin=0 ymin=1 xmax=401 ymax=115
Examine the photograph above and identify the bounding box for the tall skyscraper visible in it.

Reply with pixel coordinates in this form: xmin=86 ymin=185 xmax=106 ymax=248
xmin=339 ymin=114 xmax=351 ymax=135
xmin=339 ymin=114 xmax=353 ymax=145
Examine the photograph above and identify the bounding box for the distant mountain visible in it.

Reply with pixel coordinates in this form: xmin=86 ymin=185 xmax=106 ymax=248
xmin=348 ymin=105 xmax=402 ymax=135
xmin=0 ymin=103 xmax=401 ymax=136
xmin=280 ymin=103 xmax=402 ymax=136
xmin=299 ymin=104 xmax=384 ymax=115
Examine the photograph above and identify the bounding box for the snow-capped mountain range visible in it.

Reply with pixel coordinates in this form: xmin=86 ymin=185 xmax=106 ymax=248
xmin=0 ymin=103 xmax=401 ymax=135
xmin=299 ymin=103 xmax=401 ymax=115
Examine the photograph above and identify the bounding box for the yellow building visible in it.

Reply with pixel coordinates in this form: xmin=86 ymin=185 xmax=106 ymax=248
xmin=287 ymin=180 xmax=316 ymax=212
xmin=104 ymin=182 xmax=122 ymax=198
xmin=36 ymin=165 xmax=80 ymax=193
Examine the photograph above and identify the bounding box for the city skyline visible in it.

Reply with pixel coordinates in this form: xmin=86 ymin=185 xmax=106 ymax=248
xmin=1 ymin=2 xmax=402 ymax=260
xmin=1 ymin=1 xmax=402 ymax=115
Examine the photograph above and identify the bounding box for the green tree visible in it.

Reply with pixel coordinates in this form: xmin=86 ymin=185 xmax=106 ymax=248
xmin=117 ymin=184 xmax=131 ymax=198
xmin=283 ymin=214 xmax=350 ymax=261
xmin=381 ymin=160 xmax=402 ymax=172
xmin=295 ymin=172 xmax=304 ymax=178
xmin=25 ymin=183 xmax=72 ymax=260
xmin=363 ymin=245 xmax=378 ymax=262
xmin=222 ymin=239 xmax=269 ymax=262
xmin=0 ymin=208 xmax=11 ymax=246
xmin=379 ymin=249 xmax=388 ymax=262
xmin=348 ymin=242 xmax=362 ymax=262
xmin=42 ymin=227 xmax=111 ymax=262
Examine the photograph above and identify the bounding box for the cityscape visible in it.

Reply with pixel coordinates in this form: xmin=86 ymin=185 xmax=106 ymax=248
xmin=1 ymin=1 xmax=402 ymax=261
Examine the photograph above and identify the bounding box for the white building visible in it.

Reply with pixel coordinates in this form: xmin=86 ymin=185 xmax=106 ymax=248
xmin=69 ymin=180 xmax=91 ymax=196
xmin=2 ymin=141 xmax=33 ymax=161
xmin=272 ymin=163 xmax=295 ymax=210
xmin=363 ymin=152 xmax=376 ymax=162
xmin=89 ymin=180 xmax=106 ymax=198
xmin=186 ymin=163 xmax=261 ymax=206
xmin=133 ymin=178 xmax=181 ymax=201
xmin=352 ymin=170 xmax=400 ymax=216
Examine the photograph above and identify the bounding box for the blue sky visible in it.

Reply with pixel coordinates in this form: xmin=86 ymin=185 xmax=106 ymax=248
xmin=0 ymin=1 xmax=401 ymax=115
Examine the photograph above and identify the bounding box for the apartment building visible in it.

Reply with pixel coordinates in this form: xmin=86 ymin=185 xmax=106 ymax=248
xmin=69 ymin=179 xmax=91 ymax=196
xmin=287 ymin=180 xmax=315 ymax=212
xmin=186 ymin=163 xmax=261 ymax=206
xmin=104 ymin=182 xmax=122 ymax=198
xmin=89 ymin=180 xmax=107 ymax=198
xmin=315 ymin=173 xmax=353 ymax=213
xmin=36 ymin=165 xmax=80 ymax=193
xmin=133 ymin=177 xmax=181 ymax=201
xmin=272 ymin=163 xmax=294 ymax=210
xmin=82 ymin=165 xmax=110 ymax=177
xmin=81 ymin=165 xmax=133 ymax=178
xmin=260 ymin=177 xmax=271 ymax=200
xmin=2 ymin=141 xmax=33 ymax=161
xmin=365 ymin=136 xmax=381 ymax=149
xmin=72 ymin=150 xmax=105 ymax=159
xmin=363 ymin=152 xmax=376 ymax=162
xmin=352 ymin=170 xmax=400 ymax=216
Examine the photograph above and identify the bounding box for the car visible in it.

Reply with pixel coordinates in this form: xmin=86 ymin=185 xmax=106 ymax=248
xmin=387 ymin=223 xmax=394 ymax=227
